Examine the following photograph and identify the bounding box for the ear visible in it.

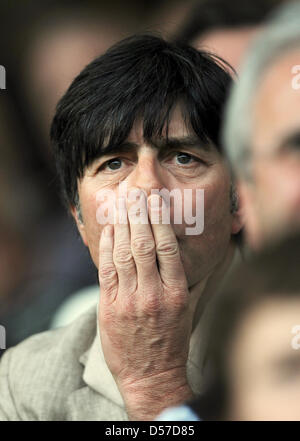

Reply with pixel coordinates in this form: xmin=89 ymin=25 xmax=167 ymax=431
xmin=230 ymin=183 xmax=244 ymax=235
xmin=70 ymin=205 xmax=88 ymax=247
xmin=236 ymin=180 xmax=260 ymax=248
xmin=231 ymin=203 xmax=244 ymax=235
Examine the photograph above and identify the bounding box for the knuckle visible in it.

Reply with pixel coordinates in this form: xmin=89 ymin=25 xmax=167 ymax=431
xmin=167 ymin=289 xmax=189 ymax=312
xmin=131 ymin=237 xmax=155 ymax=260
xmin=99 ymin=263 xmax=116 ymax=280
xmin=171 ymin=295 xmax=188 ymax=312
xmin=113 ymin=245 xmax=133 ymax=266
xmin=166 ymin=279 xmax=188 ymax=292
xmin=120 ymin=297 xmax=136 ymax=318
xmin=99 ymin=277 xmax=116 ymax=296
xmin=156 ymin=240 xmax=179 ymax=257
xmin=142 ymin=295 xmax=162 ymax=315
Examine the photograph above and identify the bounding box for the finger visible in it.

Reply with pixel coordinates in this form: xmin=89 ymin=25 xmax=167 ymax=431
xmin=127 ymin=188 xmax=160 ymax=289
xmin=98 ymin=224 xmax=118 ymax=303
xmin=148 ymin=194 xmax=186 ymax=290
xmin=113 ymin=197 xmax=137 ymax=293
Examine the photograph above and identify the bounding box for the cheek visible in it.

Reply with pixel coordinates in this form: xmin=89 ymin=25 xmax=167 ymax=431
xmin=170 ymin=175 xmax=232 ymax=235
xmin=256 ymin=165 xmax=300 ymax=219
xmin=256 ymin=166 xmax=277 ymax=197
xmin=80 ymin=190 xmax=114 ymax=268
xmin=168 ymin=188 xmax=204 ymax=236
xmin=273 ymin=167 xmax=300 ymax=213
xmin=203 ymin=178 xmax=232 ymax=230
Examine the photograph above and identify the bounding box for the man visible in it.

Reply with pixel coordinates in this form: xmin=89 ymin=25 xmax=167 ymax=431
xmin=0 ymin=35 xmax=242 ymax=420
xmin=223 ymin=0 xmax=300 ymax=250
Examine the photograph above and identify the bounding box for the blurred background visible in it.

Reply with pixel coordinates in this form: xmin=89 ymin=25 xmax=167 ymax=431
xmin=0 ymin=0 xmax=284 ymax=352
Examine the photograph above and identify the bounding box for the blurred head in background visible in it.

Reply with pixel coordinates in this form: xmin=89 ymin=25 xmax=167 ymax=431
xmin=224 ymin=0 xmax=300 ymax=250
xmin=23 ymin=17 xmax=124 ymax=150
xmin=174 ymin=0 xmax=283 ymax=71
xmin=190 ymin=233 xmax=300 ymax=421
xmin=5 ymin=1 xmax=136 ymax=162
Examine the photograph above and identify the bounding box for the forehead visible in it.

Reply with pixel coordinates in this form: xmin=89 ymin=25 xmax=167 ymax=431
xmin=251 ymin=48 xmax=300 ymax=154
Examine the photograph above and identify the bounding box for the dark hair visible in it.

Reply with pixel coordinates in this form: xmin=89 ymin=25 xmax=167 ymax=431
xmin=50 ymin=34 xmax=234 ymax=210
xmin=174 ymin=0 xmax=283 ymax=44
xmin=189 ymin=232 xmax=300 ymax=420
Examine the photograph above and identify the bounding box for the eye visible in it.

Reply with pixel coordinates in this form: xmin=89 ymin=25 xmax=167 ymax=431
xmin=99 ymin=158 xmax=123 ymax=171
xmin=176 ymin=152 xmax=192 ymax=165
xmin=174 ymin=152 xmax=201 ymax=166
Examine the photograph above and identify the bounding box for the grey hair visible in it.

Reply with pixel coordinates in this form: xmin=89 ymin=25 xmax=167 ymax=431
xmin=230 ymin=183 xmax=239 ymax=214
xmin=223 ymin=0 xmax=300 ymax=179
xmin=74 ymin=193 xmax=84 ymax=224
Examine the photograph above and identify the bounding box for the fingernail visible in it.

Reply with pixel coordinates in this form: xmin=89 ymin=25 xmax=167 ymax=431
xmin=118 ymin=196 xmax=126 ymax=209
xmin=147 ymin=195 xmax=160 ymax=224
xmin=127 ymin=188 xmax=144 ymax=202
xmin=148 ymin=194 xmax=161 ymax=208
xmin=104 ymin=224 xmax=114 ymax=237
xmin=148 ymin=195 xmax=162 ymax=216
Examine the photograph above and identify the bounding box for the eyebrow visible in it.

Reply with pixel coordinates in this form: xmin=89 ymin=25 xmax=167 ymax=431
xmin=101 ymin=136 xmax=211 ymax=156
xmin=151 ymin=136 xmax=212 ymax=152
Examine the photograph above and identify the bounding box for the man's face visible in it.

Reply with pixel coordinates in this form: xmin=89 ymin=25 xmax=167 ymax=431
xmin=241 ymin=49 xmax=300 ymax=249
xmin=227 ymin=297 xmax=300 ymax=421
xmin=73 ymin=105 xmax=241 ymax=287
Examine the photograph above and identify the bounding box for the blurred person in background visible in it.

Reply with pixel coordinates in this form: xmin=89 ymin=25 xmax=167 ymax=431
xmin=173 ymin=0 xmax=284 ymax=71
xmin=224 ymin=0 xmax=300 ymax=250
xmin=158 ymin=233 xmax=300 ymax=421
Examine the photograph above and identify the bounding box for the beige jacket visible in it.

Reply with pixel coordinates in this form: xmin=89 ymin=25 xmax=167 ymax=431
xmin=0 ymin=290 xmax=211 ymax=421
